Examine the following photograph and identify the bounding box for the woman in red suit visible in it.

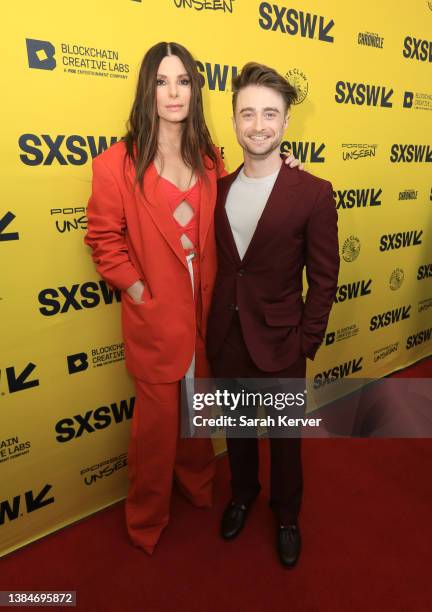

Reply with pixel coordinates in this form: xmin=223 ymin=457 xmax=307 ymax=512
xmin=85 ymin=41 xmax=300 ymax=554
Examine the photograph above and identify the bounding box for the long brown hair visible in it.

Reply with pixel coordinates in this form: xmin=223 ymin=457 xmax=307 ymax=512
xmin=124 ymin=42 xmax=217 ymax=187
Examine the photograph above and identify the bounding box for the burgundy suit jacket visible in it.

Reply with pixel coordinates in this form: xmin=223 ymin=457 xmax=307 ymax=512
xmin=206 ymin=162 xmax=340 ymax=372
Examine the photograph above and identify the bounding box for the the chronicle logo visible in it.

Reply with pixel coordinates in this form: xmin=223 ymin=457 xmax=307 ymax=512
xmin=67 ymin=343 xmax=125 ymax=374
xmin=390 ymin=144 xmax=432 ymax=163
xmin=0 ymin=363 xmax=39 ymax=395
xmin=334 ymin=279 xmax=372 ymax=303
xmin=398 ymin=189 xmax=418 ymax=201
xmin=389 ymin=268 xmax=404 ymax=291
xmin=80 ymin=452 xmax=127 ymax=486
xmin=402 ymin=36 xmax=432 ymax=62
xmin=258 ymin=3 xmax=335 ymax=43
xmin=280 ymin=141 xmax=325 ymax=163
xmin=173 ymin=0 xmax=235 ymax=12
xmin=334 ymin=188 xmax=382 ymax=209
xmin=196 ymin=61 xmax=238 ymax=91
xmin=38 ymin=280 xmax=121 ymax=316
xmin=325 ymin=324 xmax=359 ymax=345
xmin=313 ymin=357 xmax=363 ymax=389
xmin=418 ymin=298 xmax=432 ymax=314
xmin=369 ymin=305 xmax=411 ymax=331
xmin=26 ymin=38 xmax=129 ymax=79
xmin=335 ymin=81 xmax=393 ymax=107
xmin=403 ymin=91 xmax=432 ymax=111
xmin=373 ymin=342 xmax=399 ymax=363
xmin=0 ymin=484 xmax=54 ymax=526
xmin=357 ymin=31 xmax=384 ymax=49
xmin=342 ymin=143 xmax=377 ymax=161
xmin=285 ymin=68 xmax=308 ymax=104
xmin=19 ymin=134 xmax=118 ymax=166
xmin=55 ymin=397 xmax=135 ymax=443
xmin=0 ymin=212 xmax=19 ymax=242
xmin=51 ymin=207 xmax=87 ymax=233
xmin=342 ymin=236 xmax=361 ymax=262
xmin=0 ymin=436 xmax=32 ymax=465
xmin=417 ymin=263 xmax=432 ymax=280
xmin=406 ymin=327 xmax=432 ymax=349
xmin=379 ymin=230 xmax=423 ymax=251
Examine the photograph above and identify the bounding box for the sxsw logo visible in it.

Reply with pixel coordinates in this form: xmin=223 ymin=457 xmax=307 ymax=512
xmin=406 ymin=327 xmax=432 ymax=349
xmin=38 ymin=280 xmax=121 ymax=316
xmin=280 ymin=140 xmax=325 ymax=163
xmin=0 ymin=212 xmax=19 ymax=241
xmin=196 ymin=61 xmax=238 ymax=91
xmin=335 ymin=81 xmax=393 ymax=107
xmin=19 ymin=134 xmax=118 ymax=166
xmin=0 ymin=485 xmax=54 ymax=526
xmin=313 ymin=357 xmax=363 ymax=389
xmin=390 ymin=144 xmax=432 ymax=163
xmin=334 ymin=188 xmax=382 ymax=209
xmin=369 ymin=305 xmax=411 ymax=331
xmin=26 ymin=39 xmax=56 ymax=70
xmin=55 ymin=397 xmax=135 ymax=443
xmin=258 ymin=3 xmax=335 ymax=43
xmin=417 ymin=263 xmax=432 ymax=280
xmin=379 ymin=230 xmax=423 ymax=251
xmin=334 ymin=279 xmax=372 ymax=304
xmin=0 ymin=363 xmax=40 ymax=394
xmin=402 ymin=36 xmax=432 ymax=62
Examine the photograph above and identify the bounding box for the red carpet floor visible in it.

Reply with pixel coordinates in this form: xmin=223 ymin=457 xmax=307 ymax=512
xmin=1 ymin=358 xmax=431 ymax=612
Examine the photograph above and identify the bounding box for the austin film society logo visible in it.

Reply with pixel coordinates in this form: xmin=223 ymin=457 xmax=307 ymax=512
xmin=389 ymin=268 xmax=404 ymax=291
xmin=342 ymin=235 xmax=361 ymax=262
xmin=357 ymin=31 xmax=384 ymax=49
xmin=285 ymin=68 xmax=308 ymax=104
xmin=403 ymin=91 xmax=432 ymax=111
xmin=67 ymin=342 xmax=125 ymax=374
xmin=173 ymin=0 xmax=235 ymax=12
xmin=342 ymin=143 xmax=377 ymax=161
xmin=0 ymin=436 xmax=32 ymax=466
xmin=25 ymin=38 xmax=129 ymax=79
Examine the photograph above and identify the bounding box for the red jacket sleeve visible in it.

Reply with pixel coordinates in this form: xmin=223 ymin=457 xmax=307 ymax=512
xmin=84 ymin=155 xmax=141 ymax=291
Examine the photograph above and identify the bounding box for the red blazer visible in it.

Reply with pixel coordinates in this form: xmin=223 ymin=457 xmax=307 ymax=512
xmin=85 ymin=141 xmax=225 ymax=383
xmin=206 ymin=163 xmax=340 ymax=371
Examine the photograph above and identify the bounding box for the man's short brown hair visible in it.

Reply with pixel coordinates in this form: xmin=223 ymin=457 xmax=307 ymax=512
xmin=232 ymin=62 xmax=297 ymax=113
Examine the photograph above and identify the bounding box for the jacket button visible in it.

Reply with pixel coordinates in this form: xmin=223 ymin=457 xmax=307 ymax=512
xmin=238 ymin=268 xmax=245 ymax=276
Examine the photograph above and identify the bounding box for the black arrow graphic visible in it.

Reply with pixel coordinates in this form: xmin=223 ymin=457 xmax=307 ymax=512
xmin=381 ymin=88 xmax=393 ymax=108
xmin=0 ymin=212 xmax=19 ymax=242
xmin=25 ymin=484 xmax=54 ymax=513
xmin=319 ymin=18 xmax=335 ymax=43
xmin=352 ymin=357 xmax=363 ymax=373
xmin=310 ymin=143 xmax=326 ymax=163
xmin=6 ymin=363 xmax=39 ymax=393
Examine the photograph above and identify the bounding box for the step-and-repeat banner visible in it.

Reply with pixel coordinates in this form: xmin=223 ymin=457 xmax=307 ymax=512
xmin=2 ymin=0 xmax=431 ymax=556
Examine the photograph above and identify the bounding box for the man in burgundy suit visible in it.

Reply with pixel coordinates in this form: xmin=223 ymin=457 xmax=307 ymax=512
xmin=206 ymin=63 xmax=339 ymax=568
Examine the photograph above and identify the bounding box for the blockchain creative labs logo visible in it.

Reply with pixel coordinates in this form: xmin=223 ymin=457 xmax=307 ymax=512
xmin=373 ymin=342 xmax=399 ymax=363
xmin=341 ymin=143 xmax=378 ymax=161
xmin=325 ymin=323 xmax=360 ymax=346
xmin=173 ymin=0 xmax=236 ymax=12
xmin=285 ymin=68 xmax=308 ymax=104
xmin=80 ymin=452 xmax=128 ymax=486
xmin=50 ymin=206 xmax=87 ymax=234
xmin=342 ymin=236 xmax=361 ymax=262
xmin=357 ymin=31 xmax=384 ymax=49
xmin=25 ymin=38 xmax=129 ymax=79
xmin=0 ymin=435 xmax=32 ymax=466
xmin=418 ymin=297 xmax=432 ymax=314
xmin=67 ymin=342 xmax=125 ymax=375
xmin=398 ymin=189 xmax=418 ymax=201
xmin=403 ymin=91 xmax=432 ymax=111
xmin=389 ymin=268 xmax=404 ymax=291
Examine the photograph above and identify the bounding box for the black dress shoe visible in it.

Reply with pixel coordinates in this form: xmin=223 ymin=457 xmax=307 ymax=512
xmin=277 ymin=524 xmax=301 ymax=568
xmin=220 ymin=501 xmax=252 ymax=540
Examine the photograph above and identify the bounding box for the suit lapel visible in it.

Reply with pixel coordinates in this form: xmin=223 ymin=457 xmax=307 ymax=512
xmin=217 ymin=166 xmax=243 ymax=265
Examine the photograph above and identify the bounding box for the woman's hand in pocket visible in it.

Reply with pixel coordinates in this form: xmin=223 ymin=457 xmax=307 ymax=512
xmin=126 ymin=280 xmax=146 ymax=304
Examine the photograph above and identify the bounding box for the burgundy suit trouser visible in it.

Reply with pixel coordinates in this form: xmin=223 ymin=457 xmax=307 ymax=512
xmin=210 ymin=312 xmax=306 ymax=525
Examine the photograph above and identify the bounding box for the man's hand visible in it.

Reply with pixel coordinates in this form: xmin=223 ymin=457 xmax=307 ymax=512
xmin=126 ymin=280 xmax=146 ymax=304
xmin=283 ymin=153 xmax=305 ymax=171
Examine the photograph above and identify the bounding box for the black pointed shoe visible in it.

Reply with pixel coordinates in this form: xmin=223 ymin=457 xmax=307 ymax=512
xmin=220 ymin=501 xmax=253 ymax=540
xmin=277 ymin=524 xmax=301 ymax=568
